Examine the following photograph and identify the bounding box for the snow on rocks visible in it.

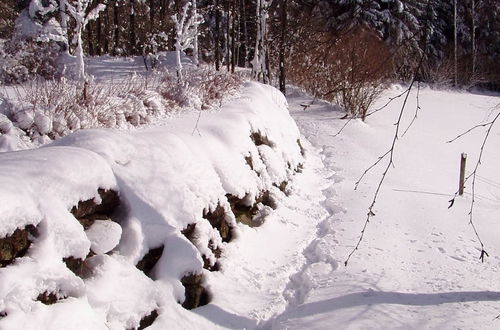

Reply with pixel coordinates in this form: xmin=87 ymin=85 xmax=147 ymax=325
xmin=85 ymin=221 xmax=122 ymax=255
xmin=0 ymin=82 xmax=304 ymax=329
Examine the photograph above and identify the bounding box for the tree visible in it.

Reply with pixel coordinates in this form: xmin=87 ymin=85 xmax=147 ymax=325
xmin=251 ymin=0 xmax=271 ymax=83
xmin=173 ymin=0 xmax=201 ymax=81
xmin=65 ymin=0 xmax=107 ymax=80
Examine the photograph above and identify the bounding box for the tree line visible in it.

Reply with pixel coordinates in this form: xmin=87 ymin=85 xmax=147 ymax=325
xmin=0 ymin=1 xmax=498 ymax=105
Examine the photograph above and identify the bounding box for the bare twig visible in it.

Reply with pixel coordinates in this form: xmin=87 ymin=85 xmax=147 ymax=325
xmin=192 ymin=108 xmax=203 ymax=136
xmin=345 ymin=53 xmax=425 ymax=266
xmin=364 ymin=87 xmax=411 ymax=118
xmin=447 ymin=108 xmax=500 ymax=262
xmin=331 ymin=113 xmax=357 ymax=137
xmin=402 ymin=81 xmax=421 ymax=137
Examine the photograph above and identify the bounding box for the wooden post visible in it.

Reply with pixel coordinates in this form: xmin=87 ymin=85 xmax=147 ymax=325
xmin=459 ymin=153 xmax=467 ymax=195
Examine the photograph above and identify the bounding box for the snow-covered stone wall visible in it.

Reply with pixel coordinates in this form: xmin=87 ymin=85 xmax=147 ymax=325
xmin=0 ymin=82 xmax=304 ymax=329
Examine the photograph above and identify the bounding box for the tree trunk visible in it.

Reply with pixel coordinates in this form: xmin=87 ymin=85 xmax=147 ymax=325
xmin=278 ymin=0 xmax=287 ymax=94
xmin=96 ymin=16 xmax=102 ymax=56
xmin=130 ymin=0 xmax=137 ymax=55
xmin=225 ymin=0 xmax=230 ymax=71
xmin=193 ymin=0 xmax=199 ymax=66
xmin=59 ymin=0 xmax=69 ymax=52
xmin=113 ymin=1 xmax=120 ymax=55
xmin=215 ymin=0 xmax=221 ymax=70
xmin=453 ymin=0 xmax=457 ymax=87
xmin=87 ymin=22 xmax=94 ymax=56
xmin=103 ymin=6 xmax=110 ymax=54
xmin=231 ymin=0 xmax=236 ymax=72
xmin=471 ymin=0 xmax=476 ymax=82
xmin=242 ymin=0 xmax=249 ymax=67
xmin=150 ymin=0 xmax=155 ymax=32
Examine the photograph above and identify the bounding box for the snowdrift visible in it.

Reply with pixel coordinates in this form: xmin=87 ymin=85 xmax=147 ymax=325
xmin=0 ymin=82 xmax=304 ymax=329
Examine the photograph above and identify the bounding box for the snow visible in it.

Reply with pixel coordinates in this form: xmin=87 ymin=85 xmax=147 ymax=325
xmin=271 ymin=86 xmax=500 ymax=329
xmin=0 ymin=81 xmax=306 ymax=329
xmin=85 ymin=221 xmax=122 ymax=255
xmin=1 ymin=57 xmax=500 ymax=329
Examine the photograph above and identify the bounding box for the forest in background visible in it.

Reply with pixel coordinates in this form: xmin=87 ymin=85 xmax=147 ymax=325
xmin=0 ymin=1 xmax=498 ymax=114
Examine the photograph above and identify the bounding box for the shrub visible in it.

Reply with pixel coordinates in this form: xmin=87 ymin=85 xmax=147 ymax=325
xmin=1 ymin=65 xmax=245 ymax=144
xmin=286 ymin=25 xmax=391 ymax=120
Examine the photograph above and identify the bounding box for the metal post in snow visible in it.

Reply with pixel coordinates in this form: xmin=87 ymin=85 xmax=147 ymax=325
xmin=459 ymin=153 xmax=467 ymax=196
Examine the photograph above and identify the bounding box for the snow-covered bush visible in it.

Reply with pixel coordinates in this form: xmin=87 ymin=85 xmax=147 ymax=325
xmin=0 ymin=38 xmax=61 ymax=84
xmin=1 ymin=66 xmax=246 ymax=148
xmin=0 ymin=7 xmax=66 ymax=84
xmin=159 ymin=67 xmax=246 ymax=109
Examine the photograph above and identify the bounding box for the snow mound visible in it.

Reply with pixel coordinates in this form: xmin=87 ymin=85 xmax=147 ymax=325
xmin=0 ymin=82 xmax=303 ymax=329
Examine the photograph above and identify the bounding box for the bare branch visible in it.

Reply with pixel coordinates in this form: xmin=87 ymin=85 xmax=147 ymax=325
xmin=402 ymin=81 xmax=421 ymax=137
xmin=447 ymin=108 xmax=500 ymax=262
xmin=345 ymin=53 xmax=424 ymax=266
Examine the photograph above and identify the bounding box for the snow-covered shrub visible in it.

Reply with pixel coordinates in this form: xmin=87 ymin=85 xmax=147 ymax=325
xmin=0 ymin=8 xmax=65 ymax=84
xmin=0 ymin=39 xmax=61 ymax=84
xmin=159 ymin=66 xmax=246 ymax=110
xmin=1 ymin=65 xmax=246 ymax=147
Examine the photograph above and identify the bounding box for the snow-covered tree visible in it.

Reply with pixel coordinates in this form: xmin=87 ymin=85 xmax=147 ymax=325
xmin=173 ymin=1 xmax=201 ymax=81
xmin=65 ymin=0 xmax=107 ymax=80
xmin=251 ymin=0 xmax=271 ymax=83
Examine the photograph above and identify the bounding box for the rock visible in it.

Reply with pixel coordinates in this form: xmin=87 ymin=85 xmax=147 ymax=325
xmin=226 ymin=192 xmax=275 ymax=227
xmin=136 ymin=245 xmax=164 ymax=278
xmin=181 ymin=273 xmax=209 ymax=310
xmin=34 ymin=112 xmax=52 ymax=135
xmin=37 ymin=291 xmax=63 ymax=305
xmin=203 ymin=205 xmax=232 ymax=242
xmin=85 ymin=220 xmax=122 ymax=255
xmin=181 ymin=224 xmax=221 ymax=272
xmin=0 ymin=114 xmax=13 ymax=134
xmin=63 ymin=256 xmax=92 ymax=278
xmin=297 ymin=138 xmax=305 ymax=156
xmin=138 ymin=310 xmax=159 ymax=330
xmin=71 ymin=189 xmax=120 ymax=229
xmin=0 ymin=225 xmax=37 ymax=267
xmin=250 ymin=131 xmax=274 ymax=147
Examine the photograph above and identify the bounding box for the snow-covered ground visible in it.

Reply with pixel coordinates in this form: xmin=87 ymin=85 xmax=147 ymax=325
xmin=1 ymin=54 xmax=500 ymax=329
xmin=269 ymin=86 xmax=500 ymax=329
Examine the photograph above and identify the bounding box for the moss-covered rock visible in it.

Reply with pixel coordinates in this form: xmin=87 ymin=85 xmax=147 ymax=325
xmin=226 ymin=191 xmax=276 ymax=227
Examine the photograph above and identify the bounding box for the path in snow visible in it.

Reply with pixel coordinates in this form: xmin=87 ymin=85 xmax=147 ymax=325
xmin=269 ymin=87 xmax=500 ymax=329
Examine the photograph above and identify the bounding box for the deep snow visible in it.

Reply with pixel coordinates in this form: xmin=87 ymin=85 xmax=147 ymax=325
xmin=1 ymin=55 xmax=500 ymax=329
xmin=271 ymin=86 xmax=500 ymax=329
